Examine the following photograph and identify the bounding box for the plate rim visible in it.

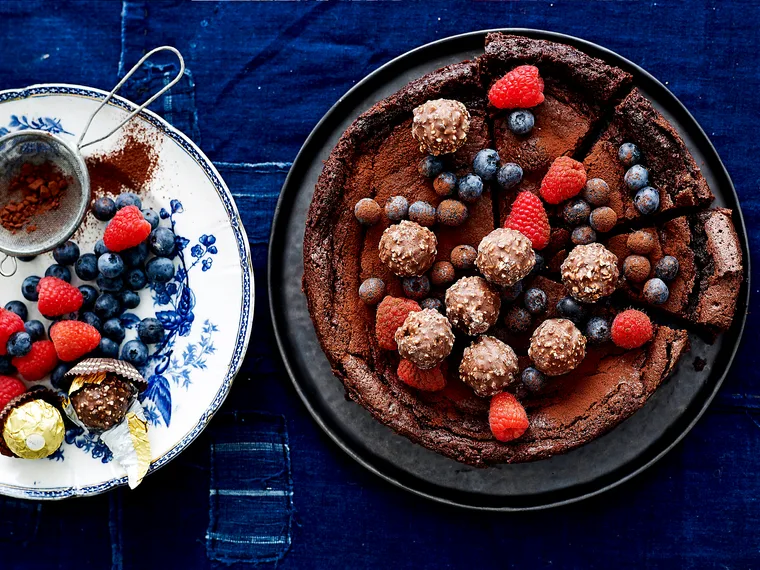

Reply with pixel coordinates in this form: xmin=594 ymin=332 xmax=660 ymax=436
xmin=0 ymin=82 xmax=256 ymax=500
xmin=268 ymin=28 xmax=750 ymax=511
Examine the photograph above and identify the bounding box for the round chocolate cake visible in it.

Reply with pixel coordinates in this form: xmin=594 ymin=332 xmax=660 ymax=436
xmin=302 ymin=33 xmax=743 ymax=466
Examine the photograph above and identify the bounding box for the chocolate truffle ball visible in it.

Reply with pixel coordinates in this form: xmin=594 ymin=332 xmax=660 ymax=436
xmin=627 ymin=230 xmax=655 ymax=255
xmin=560 ymin=243 xmax=620 ymax=303
xmin=589 ymin=206 xmax=617 ymax=233
xmin=353 ymin=198 xmax=382 ymax=226
xmin=528 ymin=318 xmax=587 ymax=376
xmin=459 ymin=336 xmax=519 ymax=398
xmin=70 ymin=376 xmax=136 ymax=431
xmin=445 ymin=276 xmax=501 ymax=335
xmin=378 ymin=220 xmax=437 ymax=277
xmin=430 ymin=261 xmax=456 ymax=286
xmin=394 ymin=308 xmax=454 ymax=370
xmin=411 ymin=99 xmax=471 ymax=156
xmin=475 ymin=228 xmax=535 ymax=287
xmin=623 ymin=255 xmax=651 ymax=283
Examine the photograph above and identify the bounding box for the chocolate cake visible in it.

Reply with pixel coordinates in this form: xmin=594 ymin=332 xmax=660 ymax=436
xmin=302 ymin=33 xmax=743 ymax=466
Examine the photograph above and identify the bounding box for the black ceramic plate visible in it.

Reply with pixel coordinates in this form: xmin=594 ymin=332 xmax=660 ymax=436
xmin=268 ymin=29 xmax=750 ymax=510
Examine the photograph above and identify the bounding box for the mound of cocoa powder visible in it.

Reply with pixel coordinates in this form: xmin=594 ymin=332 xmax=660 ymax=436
xmin=0 ymin=161 xmax=69 ymax=233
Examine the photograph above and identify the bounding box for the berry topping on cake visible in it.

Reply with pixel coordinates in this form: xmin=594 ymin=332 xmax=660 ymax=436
xmin=507 ymin=109 xmax=535 ymax=135
xmin=49 ymin=321 xmax=101 ymax=362
xmin=418 ymin=155 xmax=444 ymax=178
xmin=589 ymin=206 xmax=617 ymax=233
xmin=402 ymin=275 xmax=431 ymax=300
xmin=430 ymin=261 xmax=456 ymax=286
xmin=540 ymin=157 xmax=587 ymax=205
xmin=655 ymin=256 xmax=680 ymax=281
xmin=624 ymin=164 xmax=649 ymax=191
xmin=489 ymin=392 xmax=529 ymax=442
xmin=521 ymin=367 xmax=547 ymax=393
xmin=457 ymin=174 xmax=484 ymax=203
xmin=524 ymin=287 xmax=548 ymax=314
xmin=12 ymin=340 xmax=58 ymax=381
xmin=36 ymin=277 xmax=84 ymax=318
xmin=618 ymin=142 xmax=641 ymax=167
xmin=627 ymin=230 xmax=656 ymax=255
xmin=528 ymin=318 xmax=587 ymax=376
xmin=473 ymin=149 xmax=500 ymax=181
xmin=623 ymin=255 xmax=651 ymax=283
xmin=582 ymin=178 xmax=611 ymax=206
xmin=408 ymin=201 xmax=437 ymax=227
xmin=354 ymin=198 xmax=382 ymax=226
xmin=611 ymin=309 xmax=653 ymax=349
xmin=359 ymin=278 xmax=386 ymax=305
xmin=643 ymin=278 xmax=670 ymax=305
xmin=504 ymin=191 xmax=551 ymax=250
xmin=561 ymin=243 xmax=620 ymax=303
xmin=556 ymin=296 xmax=588 ymax=325
xmin=394 ymin=309 xmax=454 ymax=370
xmin=378 ymin=220 xmax=437 ymax=277
xmin=0 ymin=376 xmax=25 ymax=411
xmin=397 ymin=359 xmax=446 ymax=392
xmin=562 ymin=198 xmax=592 ymax=226
xmin=436 ymin=199 xmax=469 ymax=227
xmin=0 ymin=309 xmax=25 ymax=357
xmin=505 ymin=305 xmax=532 ymax=333
xmin=585 ymin=316 xmax=612 ymax=344
xmin=411 ymin=99 xmax=471 ymax=156
xmin=476 ymin=228 xmax=536 ymax=287
xmin=433 ymin=172 xmax=457 ymax=196
xmin=103 ymin=205 xmax=152 ymax=252
xmin=634 ymin=186 xmax=660 ymax=215
xmin=385 ymin=196 xmax=409 ymax=222
xmin=445 ymin=276 xmax=501 ymax=335
xmin=488 ymin=65 xmax=545 ymax=109
xmin=420 ymin=297 xmax=443 ymax=312
xmin=450 ymin=245 xmax=477 ymax=270
xmin=375 ymin=296 xmax=421 ymax=351
xmin=571 ymin=226 xmax=596 ymax=245
xmin=501 ymin=280 xmax=523 ymax=302
xmin=496 ymin=162 xmax=523 ymax=189
xmin=459 ymin=336 xmax=519 ymax=398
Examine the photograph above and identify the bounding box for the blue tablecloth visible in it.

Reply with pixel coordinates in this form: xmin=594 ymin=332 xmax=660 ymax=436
xmin=1 ymin=1 xmax=759 ymax=568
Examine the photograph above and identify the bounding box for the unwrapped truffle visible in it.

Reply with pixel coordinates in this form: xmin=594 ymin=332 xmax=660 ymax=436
xmin=561 ymin=243 xmax=619 ymax=303
xmin=459 ymin=336 xmax=519 ymax=398
xmin=475 ymin=228 xmax=535 ymax=287
xmin=378 ymin=220 xmax=437 ymax=277
xmin=528 ymin=318 xmax=586 ymax=376
xmin=445 ymin=276 xmax=501 ymax=335
xmin=71 ymin=376 xmax=136 ymax=431
xmin=395 ymin=309 xmax=454 ymax=370
xmin=412 ymin=99 xmax=470 ymax=156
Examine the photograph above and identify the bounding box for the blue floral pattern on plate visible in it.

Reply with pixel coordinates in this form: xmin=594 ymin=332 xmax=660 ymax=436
xmin=0 ymin=114 xmax=73 ymax=137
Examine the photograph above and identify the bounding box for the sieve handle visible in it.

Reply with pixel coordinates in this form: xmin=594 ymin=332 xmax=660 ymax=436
xmin=77 ymin=46 xmax=186 ymax=151
xmin=0 ymin=254 xmax=17 ymax=278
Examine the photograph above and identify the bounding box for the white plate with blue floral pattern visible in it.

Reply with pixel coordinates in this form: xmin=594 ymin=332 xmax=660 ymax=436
xmin=0 ymin=84 xmax=254 ymax=499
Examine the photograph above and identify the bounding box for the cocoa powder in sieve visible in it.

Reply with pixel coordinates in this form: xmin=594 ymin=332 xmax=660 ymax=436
xmin=0 ymin=161 xmax=68 ymax=233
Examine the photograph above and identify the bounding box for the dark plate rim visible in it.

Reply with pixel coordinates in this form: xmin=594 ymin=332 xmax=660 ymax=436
xmin=268 ymin=28 xmax=750 ymax=511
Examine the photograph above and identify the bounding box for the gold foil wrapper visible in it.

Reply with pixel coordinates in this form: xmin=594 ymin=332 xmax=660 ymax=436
xmin=100 ymin=400 xmax=152 ymax=489
xmin=127 ymin=411 xmax=151 ymax=485
xmin=2 ymin=400 xmax=64 ymax=459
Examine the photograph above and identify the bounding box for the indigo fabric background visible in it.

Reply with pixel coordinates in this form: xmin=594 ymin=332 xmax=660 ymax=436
xmin=1 ymin=0 xmax=759 ymax=568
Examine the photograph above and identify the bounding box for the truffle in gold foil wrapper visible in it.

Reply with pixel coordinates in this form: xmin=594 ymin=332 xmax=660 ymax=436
xmin=3 ymin=400 xmax=64 ymax=459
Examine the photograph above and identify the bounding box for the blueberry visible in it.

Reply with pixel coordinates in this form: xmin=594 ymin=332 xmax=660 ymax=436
xmin=138 ymin=318 xmax=165 ymax=345
xmin=94 ymin=239 xmax=109 ymax=258
xmin=655 ymin=255 xmax=679 ymax=282
xmin=102 ymin=318 xmax=126 ymax=343
xmin=125 ymin=267 xmax=148 ymax=290
xmin=557 ymin=296 xmax=588 ymax=325
xmin=4 ymin=301 xmax=27 ymax=321
xmin=408 ymin=201 xmax=436 ymax=227
xmin=524 ymin=288 xmax=547 ymax=314
xmin=643 ymin=277 xmax=669 ymax=305
xmin=0 ymin=356 xmax=14 ymax=375
xmin=142 ymin=208 xmax=159 ymax=229
xmin=146 ymin=257 xmax=175 ymax=283
xmin=119 ymin=290 xmax=141 ymax=310
xmin=121 ymin=242 xmax=149 ymax=267
xmin=79 ymin=285 xmax=99 ymax=310
xmin=121 ymin=339 xmax=148 ymax=366
xmin=80 ymin=311 xmax=103 ymax=333
xmin=92 ymin=196 xmax=116 ymax=221
xmin=50 ymin=363 xmax=73 ymax=391
xmin=94 ymin=293 xmax=121 ymax=320
xmin=571 ymin=226 xmax=597 ymax=245
xmin=528 ymin=252 xmax=545 ymax=278
xmin=457 ymin=174 xmax=484 ymax=203
xmin=115 ymin=192 xmax=142 ymax=210
xmin=418 ymin=155 xmax=444 ymax=178
xmin=45 ymin=264 xmax=71 ymax=282
xmin=507 ymin=109 xmax=535 ymax=135
xmin=21 ymin=276 xmax=40 ymax=302
xmin=98 ymin=338 xmax=120 ymax=359
xmin=53 ymin=241 xmax=80 ymax=266
xmin=521 ymin=367 xmax=547 ymax=393
xmin=98 ymin=253 xmax=125 ymax=279
xmin=402 ymin=276 xmax=430 ymax=300
xmin=618 ymin=143 xmax=641 ymax=168
xmin=624 ymin=164 xmax=649 ymax=191
xmin=75 ymin=253 xmax=99 ymax=281
xmin=562 ymin=198 xmax=592 ymax=226
xmin=24 ymin=320 xmax=45 ymax=342
xmin=506 ymin=305 xmax=532 ymax=333
xmin=433 ymin=172 xmax=457 ymax=196
xmin=501 ymin=280 xmax=523 ymax=302
xmin=384 ymin=196 xmax=409 ymax=222
xmin=18 ymin=255 xmax=36 ymax=263
xmin=420 ymin=298 xmax=443 ymax=312
xmin=6 ymin=332 xmax=31 ymax=357
xmin=96 ymin=274 xmax=124 ymax=293
xmin=634 ymin=186 xmax=660 ymax=215
xmin=585 ymin=317 xmax=611 ymax=344
xmin=497 ymin=163 xmax=523 ymax=189
xmin=473 ymin=149 xmax=500 ymax=181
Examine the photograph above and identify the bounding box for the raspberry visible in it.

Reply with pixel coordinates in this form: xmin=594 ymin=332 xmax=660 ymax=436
xmin=397 ymin=359 xmax=446 ymax=391
xmin=540 ymin=157 xmax=587 ymax=205
xmin=13 ymin=340 xmax=58 ymax=381
xmin=37 ymin=276 xmax=83 ymax=317
xmin=611 ymin=309 xmax=654 ymax=349
xmin=0 ymin=376 xmax=25 ymax=411
xmin=488 ymin=65 xmax=545 ymax=109
xmin=375 ymin=296 xmax=421 ymax=351
xmin=504 ymin=191 xmax=551 ymax=250
xmin=50 ymin=321 xmax=102 ymax=362
xmin=103 ymin=205 xmax=152 ymax=252
xmin=489 ymin=392 xmax=529 ymax=442
xmin=0 ymin=308 xmax=25 ymax=356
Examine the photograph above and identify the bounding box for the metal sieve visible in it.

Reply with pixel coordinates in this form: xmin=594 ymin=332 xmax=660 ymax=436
xmin=0 ymin=46 xmax=185 ymax=277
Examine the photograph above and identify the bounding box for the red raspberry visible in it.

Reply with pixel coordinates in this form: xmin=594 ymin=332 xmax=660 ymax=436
xmin=611 ymin=309 xmax=654 ymax=349
xmin=0 ymin=308 xmax=25 ymax=356
xmin=397 ymin=359 xmax=446 ymax=392
xmin=488 ymin=65 xmax=545 ymax=109
xmin=504 ymin=191 xmax=551 ymax=250
xmin=50 ymin=321 xmax=102 ymax=362
xmin=13 ymin=340 xmax=58 ymax=381
xmin=0 ymin=376 xmax=25 ymax=411
xmin=103 ymin=205 xmax=152 ymax=252
xmin=540 ymin=157 xmax=587 ymax=204
xmin=37 ymin=276 xmax=83 ymax=317
xmin=375 ymin=296 xmax=421 ymax=351
xmin=489 ymin=392 xmax=529 ymax=442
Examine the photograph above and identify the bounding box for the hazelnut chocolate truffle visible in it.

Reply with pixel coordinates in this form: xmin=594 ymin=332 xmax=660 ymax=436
xmin=528 ymin=318 xmax=587 ymax=376
xmin=445 ymin=276 xmax=501 ymax=335
xmin=394 ymin=309 xmax=454 ymax=370
xmin=70 ymin=376 xmax=136 ymax=431
xmin=0 ymin=390 xmax=64 ymax=460
xmin=378 ymin=220 xmax=437 ymax=277
xmin=459 ymin=336 xmax=519 ymax=398
xmin=475 ymin=228 xmax=535 ymax=287
xmin=560 ymin=243 xmax=619 ymax=303
xmin=412 ymin=98 xmax=471 ymax=156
